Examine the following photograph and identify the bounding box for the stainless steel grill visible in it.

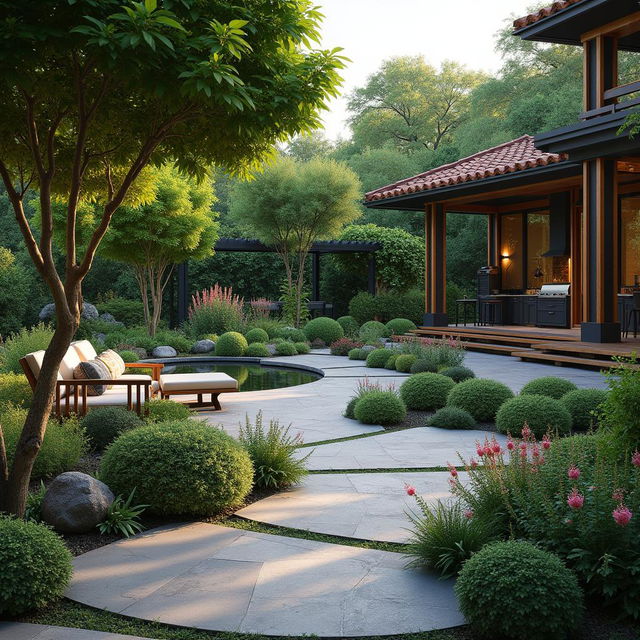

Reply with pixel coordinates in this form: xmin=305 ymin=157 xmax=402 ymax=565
xmin=539 ymin=283 xmax=570 ymax=297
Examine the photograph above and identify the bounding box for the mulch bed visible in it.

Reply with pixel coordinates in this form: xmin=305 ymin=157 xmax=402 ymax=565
xmin=380 ymin=409 xmax=497 ymax=433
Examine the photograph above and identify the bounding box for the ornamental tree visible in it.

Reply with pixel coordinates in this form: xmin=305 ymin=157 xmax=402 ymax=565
xmin=0 ymin=0 xmax=346 ymax=516
xmin=230 ymin=157 xmax=361 ymax=326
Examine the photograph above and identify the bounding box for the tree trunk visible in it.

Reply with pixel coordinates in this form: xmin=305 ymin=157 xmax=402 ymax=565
xmin=134 ymin=266 xmax=152 ymax=336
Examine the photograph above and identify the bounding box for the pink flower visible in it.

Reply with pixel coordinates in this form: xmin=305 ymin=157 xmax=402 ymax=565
xmin=492 ymin=442 xmax=501 ymax=455
xmin=613 ymin=505 xmax=632 ymax=527
xmin=612 ymin=489 xmax=625 ymax=502
xmin=464 ymin=509 xmax=474 ymax=519
xmin=477 ymin=445 xmax=485 ymax=457
xmin=567 ymin=488 xmax=584 ymax=509
xmin=632 ymin=451 xmax=640 ymax=467
xmin=519 ymin=448 xmax=527 ymax=459
xmin=469 ymin=458 xmax=478 ymax=469
xmin=483 ymin=445 xmax=492 ymax=457
xmin=405 ymin=484 xmax=416 ymax=496
xmin=521 ymin=425 xmax=531 ymax=439
xmin=448 ymin=463 xmax=458 ymax=478
xmin=519 ymin=442 xmax=527 ymax=451
xmin=542 ymin=436 xmax=551 ymax=450
xmin=564 ymin=518 xmax=573 ymax=525
xmin=532 ymin=446 xmax=540 ymax=458
xmin=507 ymin=439 xmax=515 ymax=451
xmin=568 ymin=466 xmax=581 ymax=480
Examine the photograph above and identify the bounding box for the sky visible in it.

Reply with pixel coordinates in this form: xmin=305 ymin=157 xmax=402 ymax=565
xmin=315 ymin=0 xmax=536 ymax=140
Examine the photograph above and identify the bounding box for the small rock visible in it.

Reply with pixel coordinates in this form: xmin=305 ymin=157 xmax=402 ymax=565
xmin=38 ymin=303 xmax=56 ymax=321
xmin=191 ymin=339 xmax=215 ymax=354
xmin=361 ymin=345 xmax=377 ymax=353
xmin=99 ymin=313 xmax=123 ymax=326
xmin=265 ymin=343 xmax=278 ymax=356
xmin=152 ymin=345 xmax=177 ymax=358
xmin=311 ymin=338 xmax=326 ymax=348
xmin=94 ymin=333 xmax=107 ymax=343
xmin=130 ymin=347 xmax=148 ymax=359
xmin=41 ymin=472 xmax=114 ymax=534
xmin=39 ymin=301 xmax=99 ymax=322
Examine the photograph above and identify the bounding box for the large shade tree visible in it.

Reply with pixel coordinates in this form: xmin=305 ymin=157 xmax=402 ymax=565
xmin=0 ymin=0 xmax=346 ymax=515
xmin=230 ymin=157 xmax=362 ymax=326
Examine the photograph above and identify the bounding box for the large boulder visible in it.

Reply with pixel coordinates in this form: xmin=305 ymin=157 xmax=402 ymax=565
xmin=152 ymin=345 xmax=177 ymax=358
xmin=41 ymin=472 xmax=114 ymax=534
xmin=39 ymin=302 xmax=99 ymax=322
xmin=191 ymin=339 xmax=215 ymax=354
xmin=99 ymin=313 xmax=123 ymax=327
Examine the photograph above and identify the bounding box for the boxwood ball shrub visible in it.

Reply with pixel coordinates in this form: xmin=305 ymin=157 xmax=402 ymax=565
xmin=496 ymin=394 xmax=572 ymax=437
xmin=409 ymin=359 xmax=437 ymax=374
xmin=348 ymin=347 xmax=367 ymax=360
xmin=366 ymin=348 xmax=392 ymax=368
xmin=384 ymin=353 xmax=398 ymax=370
xmin=145 ymin=398 xmax=193 ymax=424
xmin=561 ymin=388 xmax=607 ymax=431
xmin=440 ymin=366 xmax=475 ymax=383
xmin=303 ymin=317 xmax=344 ymax=345
xmin=245 ymin=327 xmax=269 ymax=344
xmin=385 ymin=318 xmax=416 ymax=336
xmin=520 ymin=376 xmax=578 ymax=400
xmin=0 ymin=517 xmax=73 ymax=616
xmin=215 ymin=331 xmax=248 ymax=357
xmin=275 ymin=341 xmax=297 ymax=356
xmin=359 ymin=320 xmax=388 ymax=343
xmin=427 ymin=406 xmax=476 ymax=429
xmin=100 ymin=420 xmax=254 ymax=516
xmin=455 ymin=540 xmax=583 ymax=640
xmin=395 ymin=354 xmax=417 ymax=373
xmin=336 ymin=315 xmax=359 ymax=337
xmin=400 ymin=372 xmax=455 ymax=411
xmin=447 ymin=378 xmax=514 ymax=422
xmin=294 ymin=342 xmax=310 ymax=354
xmin=81 ymin=406 xmax=143 ymax=450
xmin=354 ymin=391 xmax=407 ymax=425
xmin=246 ymin=342 xmax=271 ymax=357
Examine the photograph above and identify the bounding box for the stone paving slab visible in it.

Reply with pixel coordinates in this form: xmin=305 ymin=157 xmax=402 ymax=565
xmin=237 ymin=471 xmax=466 ymax=543
xmin=0 ymin=623 xmax=155 ymax=640
xmin=66 ymin=523 xmax=463 ymax=637
xmin=296 ymin=426 xmax=507 ymax=470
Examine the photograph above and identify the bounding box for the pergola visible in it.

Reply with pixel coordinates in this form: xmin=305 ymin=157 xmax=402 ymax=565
xmin=175 ymin=237 xmax=380 ymax=324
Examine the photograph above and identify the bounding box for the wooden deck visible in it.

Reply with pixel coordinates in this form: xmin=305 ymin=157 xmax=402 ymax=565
xmin=407 ymin=325 xmax=640 ymax=370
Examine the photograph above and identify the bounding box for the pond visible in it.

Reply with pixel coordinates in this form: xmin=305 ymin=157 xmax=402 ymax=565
xmin=159 ymin=359 xmax=322 ymax=392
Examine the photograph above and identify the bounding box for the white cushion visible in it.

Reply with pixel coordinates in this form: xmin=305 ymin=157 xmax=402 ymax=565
xmin=58 ymin=349 xmax=82 ymax=380
xmin=72 ymin=340 xmax=98 ymax=362
xmin=23 ymin=350 xmax=63 ymax=383
xmin=160 ymin=372 xmax=238 ymax=393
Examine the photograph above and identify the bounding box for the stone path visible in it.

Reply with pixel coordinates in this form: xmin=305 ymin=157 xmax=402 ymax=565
xmin=66 ymin=522 xmax=463 ymax=637
xmin=0 ymin=623 xmax=154 ymax=640
xmin=237 ymin=471 xmax=466 ymax=543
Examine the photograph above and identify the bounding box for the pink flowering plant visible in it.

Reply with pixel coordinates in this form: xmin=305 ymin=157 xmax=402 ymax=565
xmin=449 ymin=427 xmax=640 ymax=619
xmin=188 ymin=284 xmax=246 ymax=337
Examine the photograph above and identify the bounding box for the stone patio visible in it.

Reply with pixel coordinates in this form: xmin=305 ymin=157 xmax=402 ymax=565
xmin=0 ymin=623 xmax=154 ymax=640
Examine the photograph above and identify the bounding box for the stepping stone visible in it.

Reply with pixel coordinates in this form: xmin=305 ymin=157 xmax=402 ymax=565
xmin=237 ymin=471 xmax=467 ymax=542
xmin=66 ymin=523 xmax=463 ymax=637
xmin=0 ymin=623 xmax=155 ymax=640
xmin=297 ymin=426 xmax=507 ymax=470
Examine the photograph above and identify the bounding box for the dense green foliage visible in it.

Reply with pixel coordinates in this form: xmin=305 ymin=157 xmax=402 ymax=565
xmin=0 ymin=324 xmax=54 ymax=374
xmin=400 ymin=373 xmax=455 ymax=411
xmin=275 ymin=327 xmax=307 ymax=343
xmin=384 ymin=353 xmax=398 ymax=370
xmin=395 ymin=354 xmax=417 ymax=373
xmin=246 ymin=342 xmax=271 ymax=357
xmin=447 ymin=378 xmax=514 ymax=422
xmin=0 ymin=517 xmax=73 ymax=616
xmin=0 ymin=247 xmax=30 ymax=337
xmin=303 ymin=317 xmax=344 ymax=344
xmin=95 ymin=298 xmax=145 ymax=327
xmin=245 ymin=328 xmax=269 ymax=344
xmin=0 ymin=373 xmax=32 ymax=408
xmin=427 ymin=406 xmax=476 ymax=429
xmin=348 ymin=290 xmax=425 ymax=325
xmin=100 ymin=420 xmax=254 ymax=516
xmin=144 ymin=399 xmax=193 ymax=424
xmin=294 ymin=341 xmax=310 ymax=354
xmin=215 ymin=332 xmax=248 ymax=357
xmin=439 ymin=366 xmax=475 ymax=383
xmin=520 ymin=376 xmax=578 ymax=400
xmin=329 ymin=337 xmax=363 ymax=356
xmin=495 ymin=394 xmax=573 ymax=438
xmin=455 ymin=541 xmax=583 ymax=640
xmin=275 ymin=341 xmax=297 ymax=356
xmin=81 ymin=407 xmax=143 ymax=451
xmin=336 ymin=315 xmax=359 ymax=337
xmin=365 ymin=348 xmax=392 ymax=368
xmin=118 ymin=350 xmax=139 ymax=363
xmin=348 ymin=347 xmax=367 ymax=360
xmin=359 ymin=320 xmax=389 ymax=343
xmin=561 ymin=388 xmax=607 ymax=432
xmin=409 ymin=359 xmax=437 ymax=374
xmin=385 ymin=318 xmax=416 ymax=336
xmin=354 ymin=390 xmax=406 ymax=425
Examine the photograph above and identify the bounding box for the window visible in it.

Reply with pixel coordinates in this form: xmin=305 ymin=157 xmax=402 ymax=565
xmin=621 ymin=196 xmax=640 ymax=288
xmin=526 ymin=212 xmax=569 ymax=288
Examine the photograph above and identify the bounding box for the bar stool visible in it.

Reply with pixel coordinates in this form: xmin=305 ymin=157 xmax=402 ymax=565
xmin=455 ymin=298 xmax=477 ymax=326
xmin=478 ymin=298 xmax=502 ymax=327
xmin=624 ymin=291 xmax=640 ymax=339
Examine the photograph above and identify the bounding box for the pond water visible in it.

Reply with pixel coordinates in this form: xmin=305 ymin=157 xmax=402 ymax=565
xmin=160 ymin=361 xmax=321 ymax=392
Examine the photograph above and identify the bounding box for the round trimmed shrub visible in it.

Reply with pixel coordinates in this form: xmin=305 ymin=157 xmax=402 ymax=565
xmin=409 ymin=359 xmax=437 ymax=374
xmin=384 ymin=353 xmax=398 ymax=370
xmin=0 ymin=372 xmax=32 ymax=408
xmin=440 ymin=366 xmax=475 ymax=383
xmin=561 ymin=388 xmax=607 ymax=431
xmin=99 ymin=419 xmax=254 ymax=516
xmin=246 ymin=342 xmax=271 ymax=357
xmin=275 ymin=341 xmax=297 ymax=356
xmin=496 ymin=394 xmax=572 ymax=437
xmin=358 ymin=320 xmax=388 ymax=343
xmin=245 ymin=328 xmax=269 ymax=344
xmin=294 ymin=342 xmax=310 ymax=354
xmin=348 ymin=347 xmax=367 ymax=360
xmin=400 ymin=372 xmax=455 ymax=411
xmin=0 ymin=517 xmax=73 ymax=616
xmin=215 ymin=331 xmax=248 ymax=357
xmin=81 ymin=406 xmax=143 ymax=450
xmin=427 ymin=406 xmax=476 ymax=429
xmin=447 ymin=378 xmax=514 ymax=422
xmin=303 ymin=317 xmax=344 ymax=345
xmin=336 ymin=315 xmax=359 ymax=337
xmin=395 ymin=354 xmax=417 ymax=373
xmin=118 ymin=350 xmax=139 ymax=363
xmin=145 ymin=399 xmax=193 ymax=424
xmin=354 ymin=391 xmax=406 ymax=425
xmin=455 ymin=540 xmax=583 ymax=640
xmin=344 ymin=396 xmax=358 ymax=419
xmin=520 ymin=376 xmax=578 ymax=400
xmin=366 ymin=348 xmax=392 ymax=368
xmin=276 ymin=327 xmax=307 ymax=343
xmin=385 ymin=318 xmax=417 ymax=335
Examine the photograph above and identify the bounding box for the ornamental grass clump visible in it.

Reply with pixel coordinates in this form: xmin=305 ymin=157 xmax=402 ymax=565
xmin=354 ymin=389 xmax=406 ymax=425
xmin=238 ymin=412 xmax=309 ymax=490
xmin=561 ymin=388 xmax=607 ymax=431
xmin=400 ymin=372 xmax=455 ymax=411
xmin=188 ymin=284 xmax=245 ymax=338
xmin=366 ymin=348 xmax=392 ymax=368
xmin=496 ymin=394 xmax=572 ymax=438
xmin=446 ymin=378 xmax=513 ymax=422
xmin=520 ymin=376 xmax=578 ymax=399
xmin=397 ymin=336 xmax=465 ymax=370
xmin=455 ymin=540 xmax=584 ymax=640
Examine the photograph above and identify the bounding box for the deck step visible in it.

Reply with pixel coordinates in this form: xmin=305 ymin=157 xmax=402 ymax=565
xmin=411 ymin=331 xmax=546 ymax=347
xmin=532 ymin=341 xmax=639 ymax=360
xmin=511 ymin=350 xmax=636 ymax=370
xmin=412 ymin=326 xmax=579 ymax=342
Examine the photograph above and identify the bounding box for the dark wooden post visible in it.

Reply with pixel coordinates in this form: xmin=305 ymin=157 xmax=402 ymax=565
xmin=424 ymin=203 xmax=448 ymax=326
xmin=367 ymin=255 xmax=377 ymax=295
xmin=487 ymin=213 xmax=500 ymax=266
xmin=311 ymin=252 xmax=321 ymax=301
xmin=177 ymin=262 xmax=189 ymax=326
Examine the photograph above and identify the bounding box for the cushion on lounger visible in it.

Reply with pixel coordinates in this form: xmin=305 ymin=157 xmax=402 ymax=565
xmin=97 ymin=349 xmax=126 ymax=379
xmin=72 ymin=340 xmax=98 ymax=362
xmin=73 ymin=358 xmax=112 ymax=396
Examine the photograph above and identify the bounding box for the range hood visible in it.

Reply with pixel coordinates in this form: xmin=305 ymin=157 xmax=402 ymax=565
xmin=542 ymin=192 xmax=570 ymax=257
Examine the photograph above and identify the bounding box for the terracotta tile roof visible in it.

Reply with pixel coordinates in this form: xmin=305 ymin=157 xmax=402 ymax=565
xmin=513 ymin=0 xmax=586 ymax=31
xmin=364 ymin=135 xmax=568 ymax=203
